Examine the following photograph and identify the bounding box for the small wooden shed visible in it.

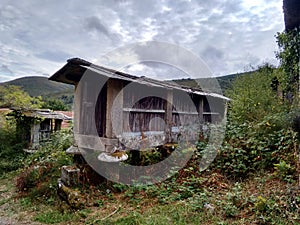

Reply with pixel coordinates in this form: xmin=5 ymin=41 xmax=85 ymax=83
xmin=49 ymin=58 xmax=229 ymax=155
xmin=9 ymin=109 xmax=70 ymax=150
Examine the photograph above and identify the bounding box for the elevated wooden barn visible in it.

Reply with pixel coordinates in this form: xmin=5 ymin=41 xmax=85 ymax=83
xmin=49 ymin=58 xmax=229 ymax=155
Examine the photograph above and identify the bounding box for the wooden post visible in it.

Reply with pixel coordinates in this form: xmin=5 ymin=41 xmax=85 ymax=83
xmin=198 ymin=97 xmax=204 ymax=123
xmin=198 ymin=97 xmax=205 ymax=141
xmin=50 ymin=119 xmax=53 ymax=133
xmin=106 ymin=79 xmax=123 ymax=139
xmin=165 ymin=89 xmax=173 ymax=143
xmin=74 ymin=84 xmax=80 ymax=132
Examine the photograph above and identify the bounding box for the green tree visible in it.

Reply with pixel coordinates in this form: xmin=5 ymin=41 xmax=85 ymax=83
xmin=0 ymin=85 xmax=43 ymax=109
xmin=226 ymin=64 xmax=285 ymax=123
xmin=275 ymin=28 xmax=300 ymax=104
xmin=42 ymin=99 xmax=69 ymax=111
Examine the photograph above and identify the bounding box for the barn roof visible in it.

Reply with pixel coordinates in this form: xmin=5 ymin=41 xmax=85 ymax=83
xmin=49 ymin=58 xmax=230 ymax=101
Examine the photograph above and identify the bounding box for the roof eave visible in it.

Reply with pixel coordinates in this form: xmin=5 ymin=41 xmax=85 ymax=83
xmin=48 ymin=58 xmax=92 ymax=85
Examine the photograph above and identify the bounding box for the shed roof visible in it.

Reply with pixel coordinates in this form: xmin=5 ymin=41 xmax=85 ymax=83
xmin=49 ymin=58 xmax=230 ymax=101
xmin=9 ymin=108 xmax=70 ymax=120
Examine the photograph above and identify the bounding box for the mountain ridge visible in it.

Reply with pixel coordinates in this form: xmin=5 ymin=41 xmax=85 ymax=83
xmin=0 ymin=73 xmax=243 ymax=97
xmin=0 ymin=72 xmax=245 ymax=109
xmin=0 ymin=76 xmax=73 ymax=97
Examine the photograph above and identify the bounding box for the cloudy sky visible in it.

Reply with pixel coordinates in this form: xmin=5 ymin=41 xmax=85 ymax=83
xmin=0 ymin=0 xmax=285 ymax=82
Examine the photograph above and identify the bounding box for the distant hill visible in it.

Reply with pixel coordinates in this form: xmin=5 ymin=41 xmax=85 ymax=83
xmin=0 ymin=76 xmax=73 ymax=97
xmin=1 ymin=73 xmax=242 ymax=98
xmin=172 ymin=72 xmax=247 ymax=95
xmin=0 ymin=72 xmax=246 ymax=109
xmin=0 ymin=76 xmax=74 ymax=109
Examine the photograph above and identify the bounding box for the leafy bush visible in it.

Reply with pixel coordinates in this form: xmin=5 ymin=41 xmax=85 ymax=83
xmin=226 ymin=64 xmax=285 ymax=124
xmin=276 ymin=28 xmax=300 ymax=103
xmin=214 ymin=63 xmax=299 ymax=179
xmin=16 ymin=130 xmax=73 ymax=197
xmin=210 ymin=119 xmax=297 ymax=179
xmin=273 ymin=160 xmax=295 ymax=182
xmin=0 ymin=85 xmax=43 ymax=109
xmin=42 ymin=99 xmax=69 ymax=111
xmin=0 ymin=115 xmax=26 ymax=175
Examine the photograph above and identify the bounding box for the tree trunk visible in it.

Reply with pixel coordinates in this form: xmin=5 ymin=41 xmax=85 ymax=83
xmin=283 ymin=0 xmax=300 ymax=31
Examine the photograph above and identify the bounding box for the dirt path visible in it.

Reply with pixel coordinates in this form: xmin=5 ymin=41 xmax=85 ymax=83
xmin=0 ymin=178 xmax=42 ymax=225
xmin=0 ymin=217 xmax=42 ymax=225
xmin=0 ymin=217 xmax=15 ymax=225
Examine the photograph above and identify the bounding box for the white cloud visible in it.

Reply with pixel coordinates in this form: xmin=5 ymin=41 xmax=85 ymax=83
xmin=0 ymin=0 xmax=285 ymax=82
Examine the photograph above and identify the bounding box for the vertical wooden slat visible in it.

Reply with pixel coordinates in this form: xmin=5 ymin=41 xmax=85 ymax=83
xmin=73 ymin=83 xmax=81 ymax=144
xmin=198 ymin=97 xmax=204 ymax=123
xmin=106 ymin=79 xmax=123 ymax=138
xmin=50 ymin=119 xmax=53 ymax=133
xmin=165 ymin=89 xmax=173 ymax=142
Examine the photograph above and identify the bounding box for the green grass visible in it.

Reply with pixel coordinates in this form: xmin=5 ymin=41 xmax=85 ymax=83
xmin=34 ymin=210 xmax=80 ymax=224
xmin=110 ymin=204 xmax=219 ymax=225
xmin=87 ymin=200 xmax=294 ymax=225
xmin=0 ymin=168 xmax=299 ymax=225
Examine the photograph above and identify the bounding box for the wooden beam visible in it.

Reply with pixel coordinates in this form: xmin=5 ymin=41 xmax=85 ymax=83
xmin=203 ymin=112 xmax=220 ymax=115
xmin=123 ymin=108 xmax=165 ymax=113
xmin=173 ymin=111 xmax=199 ymax=115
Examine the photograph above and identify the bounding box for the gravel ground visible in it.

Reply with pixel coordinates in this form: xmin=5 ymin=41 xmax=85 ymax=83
xmin=0 ymin=217 xmax=42 ymax=225
xmin=0 ymin=217 xmax=15 ymax=225
xmin=0 ymin=180 xmax=42 ymax=225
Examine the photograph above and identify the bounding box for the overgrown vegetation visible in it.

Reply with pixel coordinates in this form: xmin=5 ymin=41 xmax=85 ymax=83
xmin=15 ymin=130 xmax=73 ymax=195
xmin=1 ymin=67 xmax=299 ymax=224
xmin=0 ymin=85 xmax=43 ymax=109
xmin=42 ymin=98 xmax=69 ymax=111
xmin=0 ymin=26 xmax=299 ymax=225
xmin=209 ymin=63 xmax=299 ymax=180
xmin=225 ymin=64 xmax=284 ymax=123
xmin=276 ymin=27 xmax=300 ymax=104
xmin=0 ymin=115 xmax=26 ymax=175
xmin=0 ymin=76 xmax=74 ymax=110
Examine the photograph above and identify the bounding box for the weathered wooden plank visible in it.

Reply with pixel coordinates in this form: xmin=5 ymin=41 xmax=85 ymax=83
xmin=165 ymin=89 xmax=173 ymax=142
xmin=123 ymin=108 xmax=165 ymax=113
xmin=73 ymin=83 xmax=81 ymax=147
xmin=99 ymin=137 xmax=119 ymax=146
xmin=203 ymin=112 xmax=220 ymax=115
xmin=198 ymin=97 xmax=204 ymax=123
xmin=174 ymin=111 xmax=199 ymax=115
xmin=106 ymin=79 xmax=123 ymax=138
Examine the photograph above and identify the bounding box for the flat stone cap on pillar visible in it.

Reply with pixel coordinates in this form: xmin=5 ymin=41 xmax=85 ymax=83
xmin=66 ymin=145 xmax=81 ymax=155
xmin=98 ymin=151 xmax=128 ymax=162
